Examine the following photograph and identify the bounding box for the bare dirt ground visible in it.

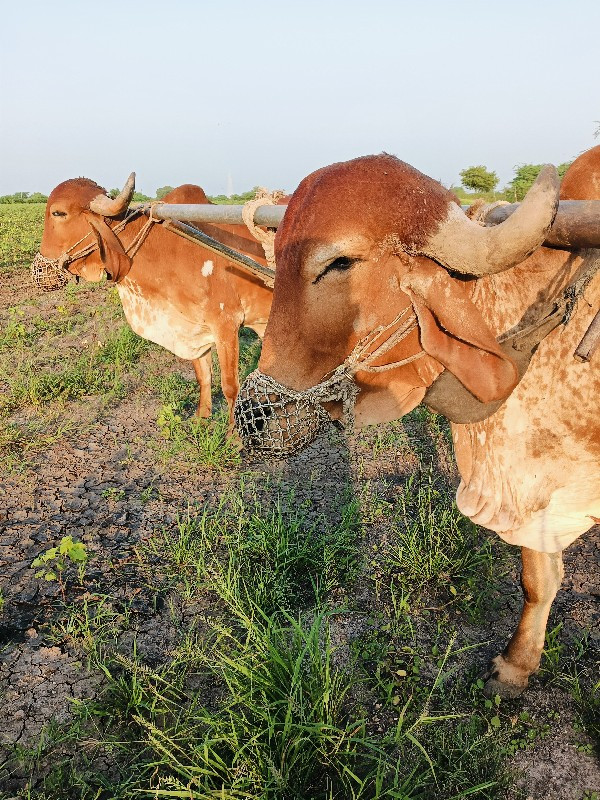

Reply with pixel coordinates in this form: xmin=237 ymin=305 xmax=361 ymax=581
xmin=0 ymin=279 xmax=598 ymax=799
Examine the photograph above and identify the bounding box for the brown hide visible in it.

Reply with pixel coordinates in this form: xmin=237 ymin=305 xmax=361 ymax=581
xmin=559 ymin=144 xmax=600 ymax=199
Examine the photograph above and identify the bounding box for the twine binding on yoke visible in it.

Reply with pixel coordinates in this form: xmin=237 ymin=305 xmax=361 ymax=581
xmin=241 ymin=188 xmax=285 ymax=270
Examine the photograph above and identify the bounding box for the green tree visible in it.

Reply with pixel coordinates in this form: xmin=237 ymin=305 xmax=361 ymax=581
xmin=156 ymin=185 xmax=175 ymax=200
xmin=507 ymin=162 xmax=572 ymax=202
xmin=459 ymin=166 xmax=498 ymax=194
xmin=208 ymin=186 xmax=264 ymax=204
xmin=27 ymin=192 xmax=48 ymax=203
xmin=0 ymin=192 xmax=31 ymax=203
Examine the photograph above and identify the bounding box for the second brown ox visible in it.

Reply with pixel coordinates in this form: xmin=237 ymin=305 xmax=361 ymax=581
xmin=37 ymin=175 xmax=274 ymax=421
xmin=236 ymin=146 xmax=600 ymax=697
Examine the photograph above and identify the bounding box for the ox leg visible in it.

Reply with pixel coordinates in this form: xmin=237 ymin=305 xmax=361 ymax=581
xmin=192 ymin=350 xmax=213 ymax=418
xmin=484 ymin=547 xmax=564 ymax=698
xmin=214 ymin=327 xmax=240 ymax=429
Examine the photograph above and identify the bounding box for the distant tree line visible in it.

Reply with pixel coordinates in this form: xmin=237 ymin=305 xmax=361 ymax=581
xmin=456 ymin=161 xmax=573 ymax=203
xmin=1 ymin=161 xmax=584 ymax=208
xmin=0 ymin=192 xmax=49 ymax=204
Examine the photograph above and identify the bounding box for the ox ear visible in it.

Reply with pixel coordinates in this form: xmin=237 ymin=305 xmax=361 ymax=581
xmin=84 ymin=213 xmax=131 ymax=282
xmin=400 ymin=260 xmax=519 ymax=404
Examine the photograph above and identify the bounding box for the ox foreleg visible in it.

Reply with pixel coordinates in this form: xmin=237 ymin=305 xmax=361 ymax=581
xmin=485 ymin=547 xmax=564 ymax=698
xmin=214 ymin=326 xmax=240 ymax=429
xmin=192 ymin=350 xmax=213 ymax=418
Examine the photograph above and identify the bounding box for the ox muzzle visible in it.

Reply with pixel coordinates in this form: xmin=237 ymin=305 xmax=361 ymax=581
xmin=30 ymin=252 xmax=70 ymax=292
xmin=233 ymin=369 xmax=349 ymax=455
xmin=235 ymin=309 xmax=423 ymax=456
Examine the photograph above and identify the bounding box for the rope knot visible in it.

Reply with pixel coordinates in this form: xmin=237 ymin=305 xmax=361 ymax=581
xmin=242 ymin=187 xmax=285 ymax=270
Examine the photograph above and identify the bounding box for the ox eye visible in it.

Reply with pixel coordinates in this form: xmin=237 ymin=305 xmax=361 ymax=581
xmin=313 ymin=256 xmax=360 ymax=284
xmin=52 ymin=210 xmax=67 ymax=217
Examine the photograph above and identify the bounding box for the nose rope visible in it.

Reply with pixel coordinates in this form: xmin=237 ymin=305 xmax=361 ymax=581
xmin=307 ymin=308 xmax=424 ymax=425
xmin=235 ymin=308 xmax=424 ymax=452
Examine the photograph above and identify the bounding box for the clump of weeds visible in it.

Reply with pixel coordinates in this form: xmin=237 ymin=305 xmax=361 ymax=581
xmin=32 ymin=535 xmax=88 ymax=601
xmin=156 ymin=404 xmax=240 ymax=470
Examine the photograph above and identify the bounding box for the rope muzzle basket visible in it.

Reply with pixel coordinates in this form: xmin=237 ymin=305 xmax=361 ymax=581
xmin=234 ymin=372 xmax=335 ymax=454
xmin=30 ymin=252 xmax=70 ymax=292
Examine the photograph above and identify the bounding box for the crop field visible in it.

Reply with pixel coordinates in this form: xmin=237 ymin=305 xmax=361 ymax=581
xmin=0 ymin=204 xmax=599 ymax=799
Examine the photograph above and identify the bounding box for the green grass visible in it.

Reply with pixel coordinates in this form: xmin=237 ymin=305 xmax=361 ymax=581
xmin=1 ymin=323 xmax=149 ymax=413
xmin=2 ymin=469 xmax=523 ymax=800
xmin=155 ymin=405 xmax=240 ymax=470
xmin=545 ymin=631 xmax=600 ymax=755
xmin=360 ymin=466 xmax=498 ymax=622
xmin=147 ymin=487 xmax=361 ymax=610
xmin=386 ymin=469 xmax=493 ymax=600
xmin=0 ymin=202 xmax=45 ymax=272
xmin=13 ymin=606 xmax=503 ymax=800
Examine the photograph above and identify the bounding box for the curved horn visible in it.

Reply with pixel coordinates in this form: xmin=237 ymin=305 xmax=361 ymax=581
xmin=422 ymin=165 xmax=559 ymax=276
xmin=89 ymin=172 xmax=136 ymax=217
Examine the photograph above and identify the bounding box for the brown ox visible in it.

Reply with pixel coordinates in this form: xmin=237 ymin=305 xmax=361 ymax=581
xmin=37 ymin=176 xmax=274 ymax=421
xmin=236 ymin=148 xmax=600 ymax=697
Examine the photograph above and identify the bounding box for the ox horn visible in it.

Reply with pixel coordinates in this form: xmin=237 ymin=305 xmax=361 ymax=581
xmin=89 ymin=172 xmax=136 ymax=217
xmin=422 ymin=165 xmax=560 ymax=276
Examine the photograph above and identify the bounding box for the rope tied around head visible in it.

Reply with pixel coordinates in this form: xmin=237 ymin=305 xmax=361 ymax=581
xmin=292 ymin=306 xmax=424 ymax=429
xmin=241 ymin=188 xmax=285 ymax=270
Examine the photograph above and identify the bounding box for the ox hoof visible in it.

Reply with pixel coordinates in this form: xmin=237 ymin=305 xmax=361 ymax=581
xmin=483 ymin=675 xmax=527 ymax=700
xmin=195 ymin=407 xmax=212 ymax=419
xmin=482 ymin=655 xmax=529 ymax=699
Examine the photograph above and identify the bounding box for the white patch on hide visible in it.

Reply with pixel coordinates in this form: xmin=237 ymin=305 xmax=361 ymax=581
xmin=201 ymin=260 xmax=214 ymax=277
xmin=477 ymin=430 xmax=486 ymax=446
xmin=219 ymin=303 xmax=224 ymax=311
xmin=117 ymin=279 xmax=213 ymax=360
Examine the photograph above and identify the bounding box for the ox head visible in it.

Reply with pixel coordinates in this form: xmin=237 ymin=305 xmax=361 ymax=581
xmin=36 ymin=173 xmax=136 ymax=287
xmin=235 ymin=155 xmax=559 ymax=452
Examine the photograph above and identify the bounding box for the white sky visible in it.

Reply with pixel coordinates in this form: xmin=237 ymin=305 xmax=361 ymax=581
xmin=1 ymin=0 xmax=598 ymax=197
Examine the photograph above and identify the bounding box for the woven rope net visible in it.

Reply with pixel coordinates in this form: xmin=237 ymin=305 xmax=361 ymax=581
xmin=30 ymin=252 xmax=70 ymax=291
xmin=242 ymin=188 xmax=285 ymax=270
xmin=234 ymin=371 xmax=334 ymax=454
